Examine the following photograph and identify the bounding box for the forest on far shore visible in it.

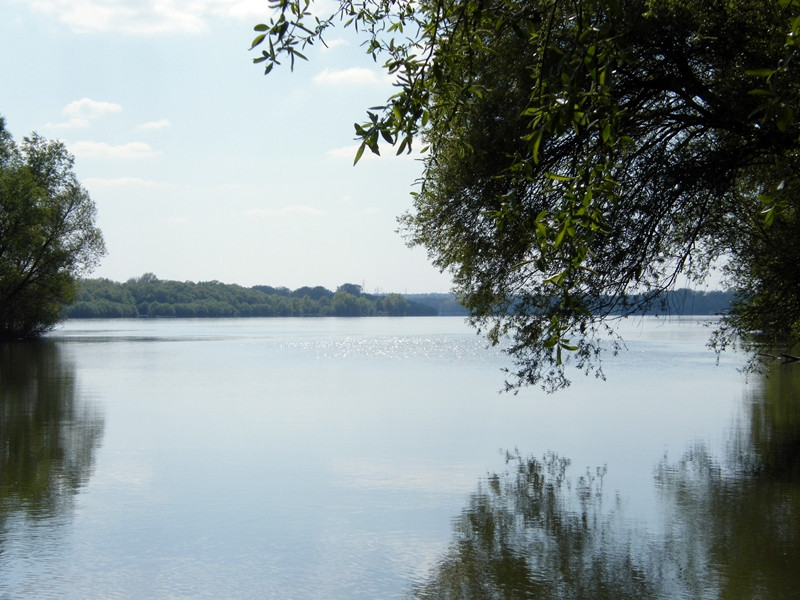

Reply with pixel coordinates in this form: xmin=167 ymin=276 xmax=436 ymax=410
xmin=64 ymin=274 xmax=735 ymax=320
xmin=64 ymin=275 xmax=443 ymax=319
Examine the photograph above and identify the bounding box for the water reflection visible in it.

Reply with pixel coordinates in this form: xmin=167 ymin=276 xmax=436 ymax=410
xmin=411 ymin=367 xmax=800 ymax=599
xmin=655 ymin=365 xmax=800 ymax=600
xmin=0 ymin=341 xmax=104 ymax=521
xmin=741 ymin=365 xmax=800 ymax=479
xmin=410 ymin=451 xmax=659 ymax=599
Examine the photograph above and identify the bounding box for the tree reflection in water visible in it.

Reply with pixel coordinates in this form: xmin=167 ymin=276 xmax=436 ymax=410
xmin=655 ymin=366 xmax=800 ymax=600
xmin=0 ymin=341 xmax=104 ymax=522
xmin=411 ymin=451 xmax=657 ymax=600
xmin=411 ymin=368 xmax=800 ymax=600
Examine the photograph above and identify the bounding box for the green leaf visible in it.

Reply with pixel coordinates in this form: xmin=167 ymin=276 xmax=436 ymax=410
xmin=511 ymin=258 xmax=538 ymax=269
xmin=532 ymin=131 xmax=543 ymax=164
xmin=554 ymin=226 xmax=567 ymax=248
xmin=777 ymin=105 xmax=794 ymax=132
xmin=745 ymin=68 xmax=776 ymax=77
xmin=602 ymin=123 xmax=612 ymax=143
xmin=764 ymin=206 xmax=776 ymax=227
xmin=396 ymin=137 xmax=409 ymax=155
xmin=543 ymin=335 xmax=559 ymax=349
xmin=354 ymin=142 xmax=366 ymax=165
xmin=250 ymin=33 xmax=267 ymax=49
xmin=366 ymin=133 xmax=380 ymax=155
xmin=545 ymin=172 xmax=572 ymax=181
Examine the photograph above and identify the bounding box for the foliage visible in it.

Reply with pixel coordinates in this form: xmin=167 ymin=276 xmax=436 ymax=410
xmin=251 ymin=0 xmax=800 ymax=391
xmin=64 ymin=276 xmax=438 ymax=318
xmin=0 ymin=117 xmax=105 ymax=339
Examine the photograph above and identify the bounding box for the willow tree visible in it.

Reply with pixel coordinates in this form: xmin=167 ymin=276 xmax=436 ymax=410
xmin=252 ymin=0 xmax=800 ymax=390
xmin=0 ymin=118 xmax=106 ymax=339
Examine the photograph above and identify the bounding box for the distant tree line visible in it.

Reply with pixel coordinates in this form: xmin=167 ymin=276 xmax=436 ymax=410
xmin=609 ymin=289 xmax=735 ymax=317
xmin=64 ymin=275 xmax=438 ymax=319
xmin=64 ymin=274 xmax=733 ymax=320
xmin=404 ymin=289 xmax=735 ymax=318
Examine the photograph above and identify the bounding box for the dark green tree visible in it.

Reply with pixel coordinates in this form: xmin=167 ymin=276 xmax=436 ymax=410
xmin=292 ymin=285 xmax=333 ymax=301
xmin=336 ymin=282 xmax=363 ymax=297
xmin=0 ymin=117 xmax=105 ymax=339
xmin=252 ymin=0 xmax=800 ymax=390
xmin=380 ymin=293 xmax=410 ymax=316
xmin=331 ymin=289 xmax=361 ymax=316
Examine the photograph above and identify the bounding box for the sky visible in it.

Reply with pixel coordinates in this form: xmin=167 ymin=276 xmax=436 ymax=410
xmin=0 ymin=0 xmax=454 ymax=293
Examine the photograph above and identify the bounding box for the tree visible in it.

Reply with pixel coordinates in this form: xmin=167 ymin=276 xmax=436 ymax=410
xmin=252 ymin=0 xmax=800 ymax=390
xmin=336 ymin=282 xmax=362 ymax=297
xmin=380 ymin=292 xmax=410 ymax=316
xmin=0 ymin=118 xmax=105 ymax=339
xmin=331 ymin=289 xmax=361 ymax=316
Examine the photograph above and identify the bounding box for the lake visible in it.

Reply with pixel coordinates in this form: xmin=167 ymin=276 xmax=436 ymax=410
xmin=1 ymin=316 xmax=798 ymax=599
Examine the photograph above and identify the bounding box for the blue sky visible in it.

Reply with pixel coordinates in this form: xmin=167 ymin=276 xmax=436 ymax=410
xmin=0 ymin=0 xmax=453 ymax=293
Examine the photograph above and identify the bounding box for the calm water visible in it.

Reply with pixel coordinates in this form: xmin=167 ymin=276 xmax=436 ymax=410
xmin=1 ymin=317 xmax=798 ymax=599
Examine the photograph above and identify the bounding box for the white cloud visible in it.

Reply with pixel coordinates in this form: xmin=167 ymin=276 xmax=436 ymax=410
xmin=137 ymin=119 xmax=171 ymax=130
xmin=313 ymin=67 xmax=387 ymax=86
xmin=321 ymin=38 xmax=349 ymax=51
xmin=244 ymin=205 xmax=325 ymax=217
xmin=69 ymin=141 xmax=159 ymax=159
xmin=52 ymin=117 xmax=91 ymax=129
xmin=50 ymin=98 xmax=122 ymax=128
xmin=224 ymin=0 xmax=265 ymax=19
xmin=326 ymin=145 xmax=361 ymax=160
xmin=23 ymin=0 xmax=267 ymax=35
xmin=215 ymin=183 xmax=255 ymax=193
xmin=64 ymin=97 xmax=123 ymax=119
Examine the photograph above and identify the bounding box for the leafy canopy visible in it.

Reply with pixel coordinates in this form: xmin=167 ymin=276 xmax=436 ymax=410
xmin=252 ymin=0 xmax=800 ymax=390
xmin=0 ymin=117 xmax=106 ymax=339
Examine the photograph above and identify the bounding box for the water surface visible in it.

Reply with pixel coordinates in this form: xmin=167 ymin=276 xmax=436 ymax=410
xmin=1 ymin=317 xmax=797 ymax=598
